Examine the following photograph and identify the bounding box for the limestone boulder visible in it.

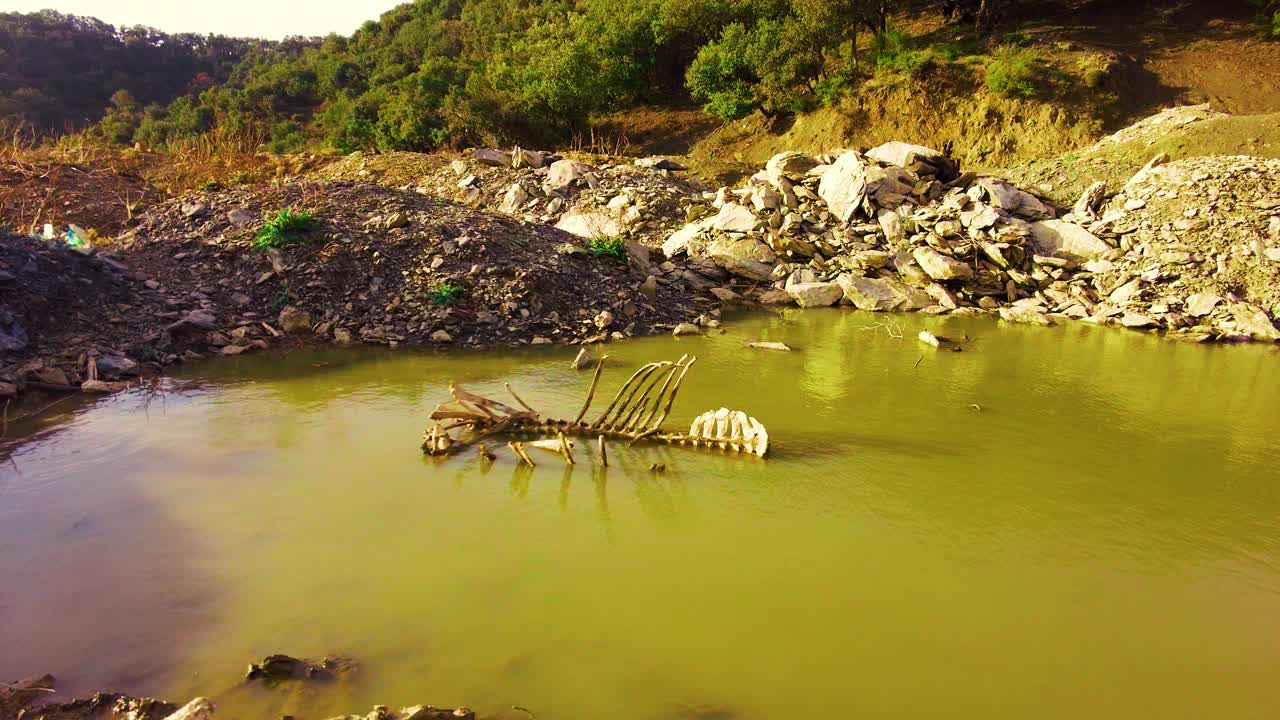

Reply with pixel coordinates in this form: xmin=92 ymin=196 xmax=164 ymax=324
xmin=787 ymin=282 xmax=844 ymax=308
xmin=1029 ymin=220 xmax=1112 ymax=260
xmin=555 ymin=209 xmax=621 ymax=239
xmin=912 ymin=247 xmax=973 ymax=281
xmin=817 ymin=152 xmax=868 ymax=223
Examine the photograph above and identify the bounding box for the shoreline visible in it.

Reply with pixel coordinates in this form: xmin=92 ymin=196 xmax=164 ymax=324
xmin=5 ymin=112 xmax=1280 ymax=408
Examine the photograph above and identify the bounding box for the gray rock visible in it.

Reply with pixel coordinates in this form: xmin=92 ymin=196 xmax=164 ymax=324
xmin=999 ymin=299 xmax=1055 ymax=326
xmin=555 ymin=209 xmax=621 ymax=239
xmin=912 ymin=247 xmax=973 ymax=281
xmin=704 ymin=236 xmax=777 ymax=281
xmin=1228 ymin=304 xmax=1280 ymax=341
xmin=1185 ymin=293 xmax=1221 ymax=317
xmin=228 ymin=209 xmax=256 ymax=226
xmin=1029 ymin=220 xmax=1112 ymax=260
xmin=473 ymin=149 xmax=511 ymax=167
xmin=787 ymin=282 xmax=844 ymax=308
xmin=837 ymin=275 xmax=918 ymax=311
xmin=95 ymin=355 xmax=140 ymax=378
xmin=672 ymin=323 xmax=702 ymax=337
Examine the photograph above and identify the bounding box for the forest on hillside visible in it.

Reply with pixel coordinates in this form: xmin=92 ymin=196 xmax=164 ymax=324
xmin=2 ymin=0 xmax=1278 ymax=154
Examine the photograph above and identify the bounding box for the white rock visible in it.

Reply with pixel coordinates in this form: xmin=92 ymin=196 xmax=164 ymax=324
xmin=709 ymin=202 xmax=759 ymax=232
xmin=545 ymin=159 xmax=590 ymax=190
xmin=865 ymin=141 xmax=946 ymax=168
xmin=162 ymin=698 xmax=215 ymax=720
xmin=817 ymin=152 xmax=868 ymax=223
xmin=766 ymin=151 xmax=819 ymax=184
xmin=1029 ymin=220 xmax=1113 ymax=260
xmin=499 ymin=183 xmax=529 ymax=214
xmin=555 ymin=209 xmax=622 ymax=239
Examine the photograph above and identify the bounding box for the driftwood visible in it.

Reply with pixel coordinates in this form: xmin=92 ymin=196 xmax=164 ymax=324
xmin=422 ymin=355 xmax=769 ymax=458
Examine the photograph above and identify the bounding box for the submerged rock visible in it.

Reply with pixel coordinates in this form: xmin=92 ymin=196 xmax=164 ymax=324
xmin=246 ymin=654 xmax=356 ymax=684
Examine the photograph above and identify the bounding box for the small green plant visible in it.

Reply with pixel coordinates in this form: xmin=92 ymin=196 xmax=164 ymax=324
xmin=255 ymin=209 xmax=317 ymax=249
xmin=426 ymin=281 xmax=463 ymax=306
xmin=199 ymin=179 xmax=222 ymax=192
xmin=814 ymin=72 xmax=854 ymax=107
xmin=1002 ymin=30 xmax=1034 ymax=47
xmin=872 ymin=27 xmax=953 ymax=79
xmin=230 ymin=171 xmax=255 ymax=185
xmin=271 ymin=287 xmax=293 ymax=313
xmin=985 ymin=45 xmax=1042 ymax=99
xmin=589 ymin=235 xmax=627 ymax=259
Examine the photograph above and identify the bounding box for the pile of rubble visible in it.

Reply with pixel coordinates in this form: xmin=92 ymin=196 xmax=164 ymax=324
xmin=659 ymin=140 xmax=1280 ymax=342
xmin=326 ymin=146 xmax=707 ymax=250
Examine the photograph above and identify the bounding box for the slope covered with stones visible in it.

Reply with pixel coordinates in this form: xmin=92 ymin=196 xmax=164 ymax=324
xmin=659 ymin=131 xmax=1280 ymax=343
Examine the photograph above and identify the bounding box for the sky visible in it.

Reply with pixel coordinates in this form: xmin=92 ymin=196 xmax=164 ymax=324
xmin=2 ymin=0 xmax=407 ymax=39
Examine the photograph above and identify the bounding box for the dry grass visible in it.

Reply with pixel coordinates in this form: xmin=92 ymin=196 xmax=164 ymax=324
xmin=1 ymin=121 xmax=331 ymax=237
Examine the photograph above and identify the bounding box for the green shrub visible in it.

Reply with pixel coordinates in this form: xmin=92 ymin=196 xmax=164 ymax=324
xmin=873 ymin=28 xmax=941 ymax=79
xmin=199 ymin=179 xmax=222 ymax=192
xmin=589 ymin=235 xmax=627 ymax=259
xmin=230 ymin=171 xmax=256 ymax=185
xmin=255 ymin=209 xmax=316 ymax=249
xmin=427 ymin=281 xmax=464 ymax=306
xmin=985 ymin=45 xmax=1042 ymax=98
xmin=814 ymin=72 xmax=854 ymax=107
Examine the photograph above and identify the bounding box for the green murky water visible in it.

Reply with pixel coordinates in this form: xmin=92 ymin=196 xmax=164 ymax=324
xmin=3 ymin=310 xmax=1280 ymax=720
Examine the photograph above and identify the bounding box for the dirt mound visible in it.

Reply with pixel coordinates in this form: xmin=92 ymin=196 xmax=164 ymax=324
xmin=0 ymin=231 xmax=186 ymax=394
xmin=0 ymin=159 xmax=148 ymax=238
xmin=120 ymin=179 xmax=716 ymax=350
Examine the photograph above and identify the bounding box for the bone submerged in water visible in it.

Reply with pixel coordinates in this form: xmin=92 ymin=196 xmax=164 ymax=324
xmin=422 ymin=355 xmax=770 ymax=457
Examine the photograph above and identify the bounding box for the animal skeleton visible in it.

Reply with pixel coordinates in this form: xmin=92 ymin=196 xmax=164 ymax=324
xmin=422 ymin=355 xmax=769 ymax=459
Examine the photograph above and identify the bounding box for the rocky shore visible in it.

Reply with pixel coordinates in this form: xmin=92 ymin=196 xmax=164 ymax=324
xmin=659 ymin=139 xmax=1280 ymax=342
xmin=3 ymin=107 xmax=1278 ymax=404
xmin=1 ymin=665 xmax=482 ymax=720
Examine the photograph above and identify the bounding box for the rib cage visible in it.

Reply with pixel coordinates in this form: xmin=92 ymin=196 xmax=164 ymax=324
xmin=421 ymin=355 xmax=769 ymax=458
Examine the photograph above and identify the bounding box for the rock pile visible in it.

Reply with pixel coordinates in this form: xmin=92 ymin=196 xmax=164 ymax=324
xmin=660 ymin=141 xmax=1280 ymax=342
xmin=326 ymin=147 xmax=706 ymax=250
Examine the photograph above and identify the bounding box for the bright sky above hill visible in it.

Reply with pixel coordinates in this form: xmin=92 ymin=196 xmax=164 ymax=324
xmin=3 ymin=1 xmax=406 ymax=39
